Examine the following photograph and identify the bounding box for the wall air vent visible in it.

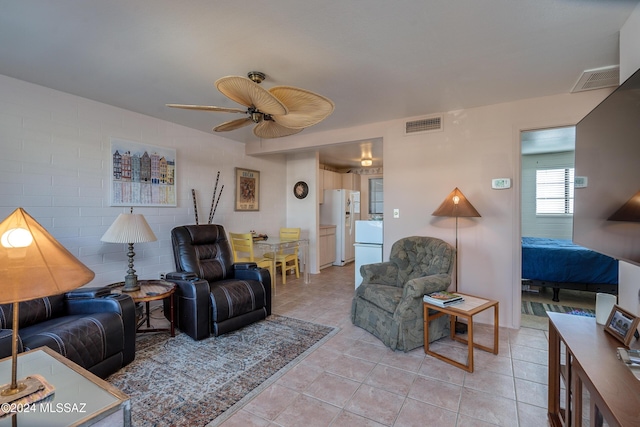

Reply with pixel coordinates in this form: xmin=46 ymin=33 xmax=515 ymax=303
xmin=571 ymin=65 xmax=619 ymax=93
xmin=404 ymin=115 xmax=443 ymax=136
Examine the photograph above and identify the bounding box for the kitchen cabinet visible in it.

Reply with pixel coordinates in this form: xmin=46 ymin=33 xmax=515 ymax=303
xmin=319 ymin=225 xmax=337 ymax=269
xmin=319 ymin=169 xmax=341 ymax=203
xmin=341 ymin=172 xmax=361 ymax=191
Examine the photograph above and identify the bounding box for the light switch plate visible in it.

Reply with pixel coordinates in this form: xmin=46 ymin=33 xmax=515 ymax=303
xmin=491 ymin=178 xmax=511 ymax=189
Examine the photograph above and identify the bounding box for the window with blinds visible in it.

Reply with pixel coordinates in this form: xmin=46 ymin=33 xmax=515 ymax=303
xmin=368 ymin=178 xmax=384 ymax=215
xmin=536 ymin=168 xmax=574 ymax=214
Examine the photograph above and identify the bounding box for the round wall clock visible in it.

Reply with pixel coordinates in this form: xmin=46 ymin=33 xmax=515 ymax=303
xmin=293 ymin=181 xmax=309 ymax=199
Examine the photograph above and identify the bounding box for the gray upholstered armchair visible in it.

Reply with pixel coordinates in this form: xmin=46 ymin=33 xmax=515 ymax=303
xmin=351 ymin=236 xmax=455 ymax=351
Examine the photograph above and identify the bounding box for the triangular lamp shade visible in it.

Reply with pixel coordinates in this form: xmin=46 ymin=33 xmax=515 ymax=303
xmin=608 ymin=190 xmax=640 ymax=222
xmin=0 ymin=208 xmax=95 ymax=304
xmin=432 ymin=187 xmax=481 ymax=218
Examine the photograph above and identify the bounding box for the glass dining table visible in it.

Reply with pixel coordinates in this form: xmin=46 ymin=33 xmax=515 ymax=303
xmin=254 ymin=238 xmax=310 ymax=293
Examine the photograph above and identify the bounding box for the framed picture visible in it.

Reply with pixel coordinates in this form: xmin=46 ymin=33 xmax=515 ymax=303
xmin=109 ymin=138 xmax=176 ymax=207
xmin=604 ymin=304 xmax=640 ymax=346
xmin=235 ymin=168 xmax=260 ymax=211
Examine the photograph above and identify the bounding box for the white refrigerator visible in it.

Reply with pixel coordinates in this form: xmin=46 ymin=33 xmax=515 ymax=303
xmin=354 ymin=220 xmax=384 ymax=288
xmin=320 ymin=189 xmax=360 ymax=266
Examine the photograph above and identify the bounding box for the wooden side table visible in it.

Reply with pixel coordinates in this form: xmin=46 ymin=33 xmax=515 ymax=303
xmin=110 ymin=280 xmax=176 ymax=337
xmin=423 ymin=293 xmax=499 ymax=372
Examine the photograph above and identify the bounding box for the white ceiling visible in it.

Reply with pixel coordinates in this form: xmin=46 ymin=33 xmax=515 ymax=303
xmin=1 ymin=1 xmax=637 ymax=168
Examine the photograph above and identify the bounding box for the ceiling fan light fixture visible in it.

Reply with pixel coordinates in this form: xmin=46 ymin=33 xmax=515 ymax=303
xmin=250 ymin=111 xmax=263 ymax=123
xmin=247 ymin=71 xmax=266 ymax=84
xmin=361 ymin=158 xmax=373 ymax=167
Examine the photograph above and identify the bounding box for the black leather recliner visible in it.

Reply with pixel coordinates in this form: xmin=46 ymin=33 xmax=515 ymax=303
xmin=0 ymin=287 xmax=136 ymax=379
xmin=165 ymin=224 xmax=271 ymax=340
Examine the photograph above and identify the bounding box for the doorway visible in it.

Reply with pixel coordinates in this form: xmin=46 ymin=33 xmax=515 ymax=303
xmin=519 ymin=127 xmax=596 ymax=328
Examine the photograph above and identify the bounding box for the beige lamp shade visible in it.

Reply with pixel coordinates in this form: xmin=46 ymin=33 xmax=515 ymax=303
xmin=0 ymin=208 xmax=95 ymax=304
xmin=432 ymin=187 xmax=481 ymax=218
xmin=101 ymin=213 xmax=157 ymax=244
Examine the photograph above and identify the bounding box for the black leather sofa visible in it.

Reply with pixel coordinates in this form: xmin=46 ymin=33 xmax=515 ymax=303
xmin=165 ymin=224 xmax=271 ymax=340
xmin=0 ymin=287 xmax=136 ymax=379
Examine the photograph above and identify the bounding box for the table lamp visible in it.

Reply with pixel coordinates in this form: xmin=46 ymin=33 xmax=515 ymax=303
xmin=432 ymin=187 xmax=481 ymax=292
xmin=101 ymin=208 xmax=157 ymax=292
xmin=0 ymin=208 xmax=95 ymax=405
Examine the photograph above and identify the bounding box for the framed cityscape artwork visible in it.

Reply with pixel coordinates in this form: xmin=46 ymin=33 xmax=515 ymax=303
xmin=235 ymin=168 xmax=260 ymax=211
xmin=109 ymin=138 xmax=177 ymax=207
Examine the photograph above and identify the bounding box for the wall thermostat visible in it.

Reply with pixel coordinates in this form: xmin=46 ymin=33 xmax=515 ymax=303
xmin=574 ymin=176 xmax=588 ymax=188
xmin=491 ymin=178 xmax=511 ymax=189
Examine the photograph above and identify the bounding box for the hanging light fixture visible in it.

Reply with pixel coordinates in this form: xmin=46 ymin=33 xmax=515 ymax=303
xmin=361 ymin=158 xmax=373 ymax=167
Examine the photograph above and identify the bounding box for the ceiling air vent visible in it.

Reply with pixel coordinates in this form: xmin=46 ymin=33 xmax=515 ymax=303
xmin=571 ymin=65 xmax=619 ymax=93
xmin=404 ymin=115 xmax=443 ymax=136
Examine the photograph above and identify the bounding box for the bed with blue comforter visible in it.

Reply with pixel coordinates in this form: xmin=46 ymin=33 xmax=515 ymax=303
xmin=522 ymin=237 xmax=618 ymax=302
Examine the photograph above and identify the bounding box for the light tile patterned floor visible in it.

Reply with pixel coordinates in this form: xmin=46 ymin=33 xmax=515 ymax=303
xmin=218 ymin=265 xmax=553 ymax=427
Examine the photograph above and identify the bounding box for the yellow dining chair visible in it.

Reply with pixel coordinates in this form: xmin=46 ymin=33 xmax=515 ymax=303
xmin=266 ymin=228 xmax=300 ymax=284
xmin=228 ymin=232 xmax=274 ymax=277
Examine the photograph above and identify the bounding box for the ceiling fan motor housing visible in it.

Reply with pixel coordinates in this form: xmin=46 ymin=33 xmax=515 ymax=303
xmin=250 ymin=111 xmax=263 ymax=123
xmin=247 ymin=71 xmax=266 ymax=84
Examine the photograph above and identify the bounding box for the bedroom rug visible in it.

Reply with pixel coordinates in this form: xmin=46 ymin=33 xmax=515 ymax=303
xmin=107 ymin=315 xmax=337 ymax=427
xmin=521 ymin=300 xmax=595 ymax=318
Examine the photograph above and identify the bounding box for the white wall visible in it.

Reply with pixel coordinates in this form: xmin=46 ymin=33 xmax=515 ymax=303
xmin=0 ymin=74 xmax=288 ymax=287
xmin=618 ymin=2 xmax=640 ymax=317
xmin=285 ymin=151 xmax=320 ymax=273
xmin=247 ymin=89 xmax=612 ymax=329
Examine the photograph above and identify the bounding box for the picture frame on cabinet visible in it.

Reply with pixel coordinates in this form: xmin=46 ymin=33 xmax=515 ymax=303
xmin=604 ymin=304 xmax=640 ymax=346
xmin=235 ymin=168 xmax=260 ymax=211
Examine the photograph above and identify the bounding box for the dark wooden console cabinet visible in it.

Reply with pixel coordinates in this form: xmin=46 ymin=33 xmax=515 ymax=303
xmin=548 ymin=312 xmax=640 ymax=427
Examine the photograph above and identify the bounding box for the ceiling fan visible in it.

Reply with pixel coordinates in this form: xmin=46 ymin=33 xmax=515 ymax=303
xmin=167 ymin=71 xmax=335 ymax=139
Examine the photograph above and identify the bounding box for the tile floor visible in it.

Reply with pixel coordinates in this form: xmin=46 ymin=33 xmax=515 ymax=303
xmin=217 ymin=264 xmax=555 ymax=427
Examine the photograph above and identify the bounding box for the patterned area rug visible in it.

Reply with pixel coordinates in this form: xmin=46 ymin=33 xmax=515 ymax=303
xmin=521 ymin=300 xmax=595 ymax=318
xmin=108 ymin=315 xmax=337 ymax=426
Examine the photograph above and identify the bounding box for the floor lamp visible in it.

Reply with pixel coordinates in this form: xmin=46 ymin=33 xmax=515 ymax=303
xmin=432 ymin=187 xmax=481 ymax=293
xmin=0 ymin=208 xmax=95 ymax=405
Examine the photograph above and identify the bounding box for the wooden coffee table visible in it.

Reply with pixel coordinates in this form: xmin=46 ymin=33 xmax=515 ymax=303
xmin=423 ymin=293 xmax=499 ymax=372
xmin=110 ymin=280 xmax=176 ymax=337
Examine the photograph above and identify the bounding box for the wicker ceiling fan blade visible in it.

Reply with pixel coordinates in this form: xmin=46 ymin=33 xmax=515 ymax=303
xmin=269 ymin=86 xmax=335 ymax=129
xmin=215 ymin=76 xmax=288 ymax=116
xmin=166 ymin=104 xmax=246 ymax=114
xmin=213 ymin=117 xmax=253 ymax=132
xmin=254 ymin=121 xmax=303 ymax=139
